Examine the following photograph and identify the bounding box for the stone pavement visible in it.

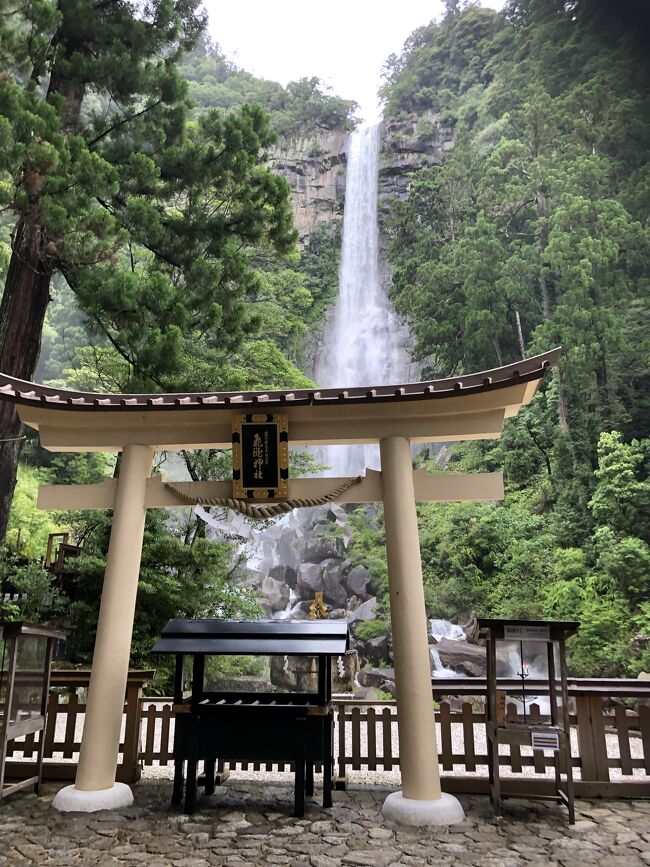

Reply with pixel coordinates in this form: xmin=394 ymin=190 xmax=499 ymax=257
xmin=0 ymin=780 xmax=648 ymax=866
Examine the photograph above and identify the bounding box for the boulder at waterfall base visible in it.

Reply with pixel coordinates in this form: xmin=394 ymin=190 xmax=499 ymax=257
xmin=357 ymin=633 xmax=391 ymax=665
xmin=345 ymin=564 xmax=370 ymax=597
xmin=296 ymin=562 xmax=322 ymax=596
xmin=269 ymin=563 xmax=297 ymax=589
xmin=357 ymin=666 xmax=396 ymax=697
xmin=261 ymin=576 xmax=290 ymax=613
xmin=321 ymin=558 xmax=348 ymax=606
xmin=348 ymin=596 xmax=377 ymax=623
xmin=434 ymin=637 xmax=487 ymax=677
xmin=299 ymin=530 xmax=344 ymax=563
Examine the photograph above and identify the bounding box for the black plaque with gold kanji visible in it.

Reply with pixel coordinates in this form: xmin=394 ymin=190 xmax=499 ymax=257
xmin=232 ymin=414 xmax=288 ymax=499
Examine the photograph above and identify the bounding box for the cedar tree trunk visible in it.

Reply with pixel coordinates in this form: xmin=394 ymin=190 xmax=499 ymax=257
xmin=0 ymin=220 xmax=53 ymax=541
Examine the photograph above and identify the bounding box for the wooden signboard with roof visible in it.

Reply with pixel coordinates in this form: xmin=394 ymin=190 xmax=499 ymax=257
xmin=478 ymin=617 xmax=579 ymax=824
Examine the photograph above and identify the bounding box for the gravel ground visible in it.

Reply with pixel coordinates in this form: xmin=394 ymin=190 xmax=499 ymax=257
xmin=1 ymin=779 xmax=650 ymax=866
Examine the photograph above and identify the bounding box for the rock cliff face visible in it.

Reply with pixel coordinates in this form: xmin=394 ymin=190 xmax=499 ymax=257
xmin=268 ymin=115 xmax=453 ymax=247
xmin=238 ymin=502 xmax=383 ymax=686
xmin=273 ymin=117 xmax=451 ymax=377
xmin=269 ymin=130 xmax=348 ymax=245
xmin=378 ymin=110 xmax=454 ymax=232
xmin=247 ymin=503 xmax=379 ymax=623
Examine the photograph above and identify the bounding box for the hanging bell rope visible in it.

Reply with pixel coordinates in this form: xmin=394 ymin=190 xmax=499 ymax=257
xmin=163 ymin=475 xmax=362 ymax=520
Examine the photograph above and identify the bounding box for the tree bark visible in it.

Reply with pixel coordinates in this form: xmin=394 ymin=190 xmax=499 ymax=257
xmin=557 ymin=377 xmax=570 ymax=433
xmin=0 ymin=29 xmax=87 ymax=543
xmin=491 ymin=334 xmax=503 ymax=368
xmin=0 ymin=220 xmax=53 ymax=541
xmin=514 ymin=308 xmax=526 ymax=359
xmin=536 ymin=184 xmax=551 ymax=321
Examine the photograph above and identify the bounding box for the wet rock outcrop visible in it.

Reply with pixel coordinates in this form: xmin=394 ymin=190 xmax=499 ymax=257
xmin=379 ymin=111 xmax=454 ymax=201
xmin=269 ymin=130 xmax=348 ymax=245
xmin=247 ymin=505 xmax=379 ymax=623
xmin=433 ymin=637 xmax=488 ymax=677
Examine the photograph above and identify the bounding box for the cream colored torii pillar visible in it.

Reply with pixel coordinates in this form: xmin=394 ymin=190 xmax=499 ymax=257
xmin=53 ymin=444 xmax=153 ymax=812
xmin=380 ymin=436 xmax=464 ymax=826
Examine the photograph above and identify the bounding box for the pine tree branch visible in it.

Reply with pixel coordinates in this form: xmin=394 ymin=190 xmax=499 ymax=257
xmin=95 ymin=196 xmax=181 ymax=270
xmin=87 ymin=100 xmax=162 ymax=148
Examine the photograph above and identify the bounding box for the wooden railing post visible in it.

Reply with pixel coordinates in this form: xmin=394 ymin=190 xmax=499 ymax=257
xmin=575 ymin=694 xmax=609 ymax=783
xmin=43 ymin=693 xmax=59 ymax=759
xmin=335 ymin=703 xmax=348 ymax=789
xmin=118 ymin=678 xmax=145 ymax=784
xmin=640 ymin=705 xmax=650 ymax=775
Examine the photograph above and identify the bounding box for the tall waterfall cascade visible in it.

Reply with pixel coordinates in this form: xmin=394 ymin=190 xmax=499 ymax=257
xmin=192 ymin=124 xmax=414 ymax=627
xmin=313 ymin=123 xmax=412 ymax=477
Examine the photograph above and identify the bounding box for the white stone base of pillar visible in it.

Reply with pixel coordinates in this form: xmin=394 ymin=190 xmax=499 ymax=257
xmin=382 ymin=791 xmax=465 ymax=826
xmin=52 ymin=782 xmax=134 ymax=812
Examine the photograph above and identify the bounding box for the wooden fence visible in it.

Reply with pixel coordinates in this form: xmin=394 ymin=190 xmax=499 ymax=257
xmin=4 ymin=670 xmax=154 ymax=785
xmin=5 ymin=672 xmax=650 ymax=798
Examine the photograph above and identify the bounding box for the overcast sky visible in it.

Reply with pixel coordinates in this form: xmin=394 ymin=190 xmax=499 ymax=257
xmin=204 ymin=1 xmax=505 ymax=123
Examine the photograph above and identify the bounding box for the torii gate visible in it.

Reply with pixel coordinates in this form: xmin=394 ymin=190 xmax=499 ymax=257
xmin=0 ymin=348 xmax=559 ymax=824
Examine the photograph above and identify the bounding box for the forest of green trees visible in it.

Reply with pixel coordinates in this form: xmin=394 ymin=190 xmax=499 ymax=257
xmin=374 ymin=0 xmax=650 ymax=675
xmin=0 ymin=0 xmax=648 ymax=683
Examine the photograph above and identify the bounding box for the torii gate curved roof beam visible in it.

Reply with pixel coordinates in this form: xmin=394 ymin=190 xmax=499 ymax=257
xmin=0 ymin=348 xmax=560 ymax=452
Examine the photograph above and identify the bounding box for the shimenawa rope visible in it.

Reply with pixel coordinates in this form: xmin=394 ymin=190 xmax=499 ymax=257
xmin=163 ymin=475 xmax=362 ymax=520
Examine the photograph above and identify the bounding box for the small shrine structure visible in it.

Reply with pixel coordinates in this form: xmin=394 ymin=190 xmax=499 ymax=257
xmin=0 ymin=348 xmax=560 ymax=825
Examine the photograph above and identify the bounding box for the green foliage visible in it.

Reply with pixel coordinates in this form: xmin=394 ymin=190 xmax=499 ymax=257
xmin=288 ymin=450 xmax=327 ymax=479
xmin=346 ymin=508 xmax=388 ymax=606
xmin=629 ymin=603 xmax=650 ymax=677
xmin=354 ymin=619 xmax=391 ymax=641
xmin=64 ymin=509 xmax=262 ymax=671
xmin=556 ymin=582 xmax=631 ymax=677
xmin=593 ymin=529 xmax=650 ymax=605
xmin=0 ymin=0 xmax=299 ymax=398
xmin=255 ymin=267 xmax=313 ymax=354
xmin=0 ymin=545 xmax=67 ymax=623
xmin=178 ymin=40 xmax=359 ymax=138
xmin=205 ymin=654 xmax=268 ymax=685
xmin=380 ymin=7 xmax=508 ymax=119
xmin=588 ymin=432 xmax=650 ymax=540
xmin=6 ymin=464 xmax=67 ymax=557
xmin=64 ymin=103 xmax=297 ymax=391
xmin=378 ymin=2 xmax=650 ymax=675
xmin=418 ymin=490 xmax=556 ymax=621
xmin=292 ymin=222 xmax=343 ymax=327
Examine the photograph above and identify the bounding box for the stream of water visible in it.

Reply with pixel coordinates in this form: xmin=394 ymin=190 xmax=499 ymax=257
xmin=430 ymin=618 xmax=466 ymax=678
xmin=193 ymin=124 xmax=413 ymax=588
xmin=313 ymin=123 xmax=411 ymax=476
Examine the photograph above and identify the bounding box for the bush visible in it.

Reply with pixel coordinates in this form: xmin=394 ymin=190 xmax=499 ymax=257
xmin=0 ymin=545 xmax=67 ymax=623
xmin=355 ymin=618 xmax=391 ymax=641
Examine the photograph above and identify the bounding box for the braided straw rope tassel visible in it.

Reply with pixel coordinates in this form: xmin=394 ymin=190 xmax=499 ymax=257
xmin=163 ymin=475 xmax=362 ymax=520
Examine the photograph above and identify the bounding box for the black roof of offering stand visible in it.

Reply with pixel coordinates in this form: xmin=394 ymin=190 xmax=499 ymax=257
xmin=477 ymin=618 xmax=580 ymax=640
xmin=152 ymin=619 xmax=350 ymax=657
xmin=156 ymin=619 xmax=350 ymax=817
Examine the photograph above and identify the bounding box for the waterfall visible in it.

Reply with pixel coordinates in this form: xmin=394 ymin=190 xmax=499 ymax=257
xmin=313 ymin=123 xmax=411 ymax=477
xmin=430 ymin=619 xmax=466 ymax=643
xmin=430 ymin=619 xmax=466 ymax=679
xmin=192 ymin=124 xmax=414 ymax=619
